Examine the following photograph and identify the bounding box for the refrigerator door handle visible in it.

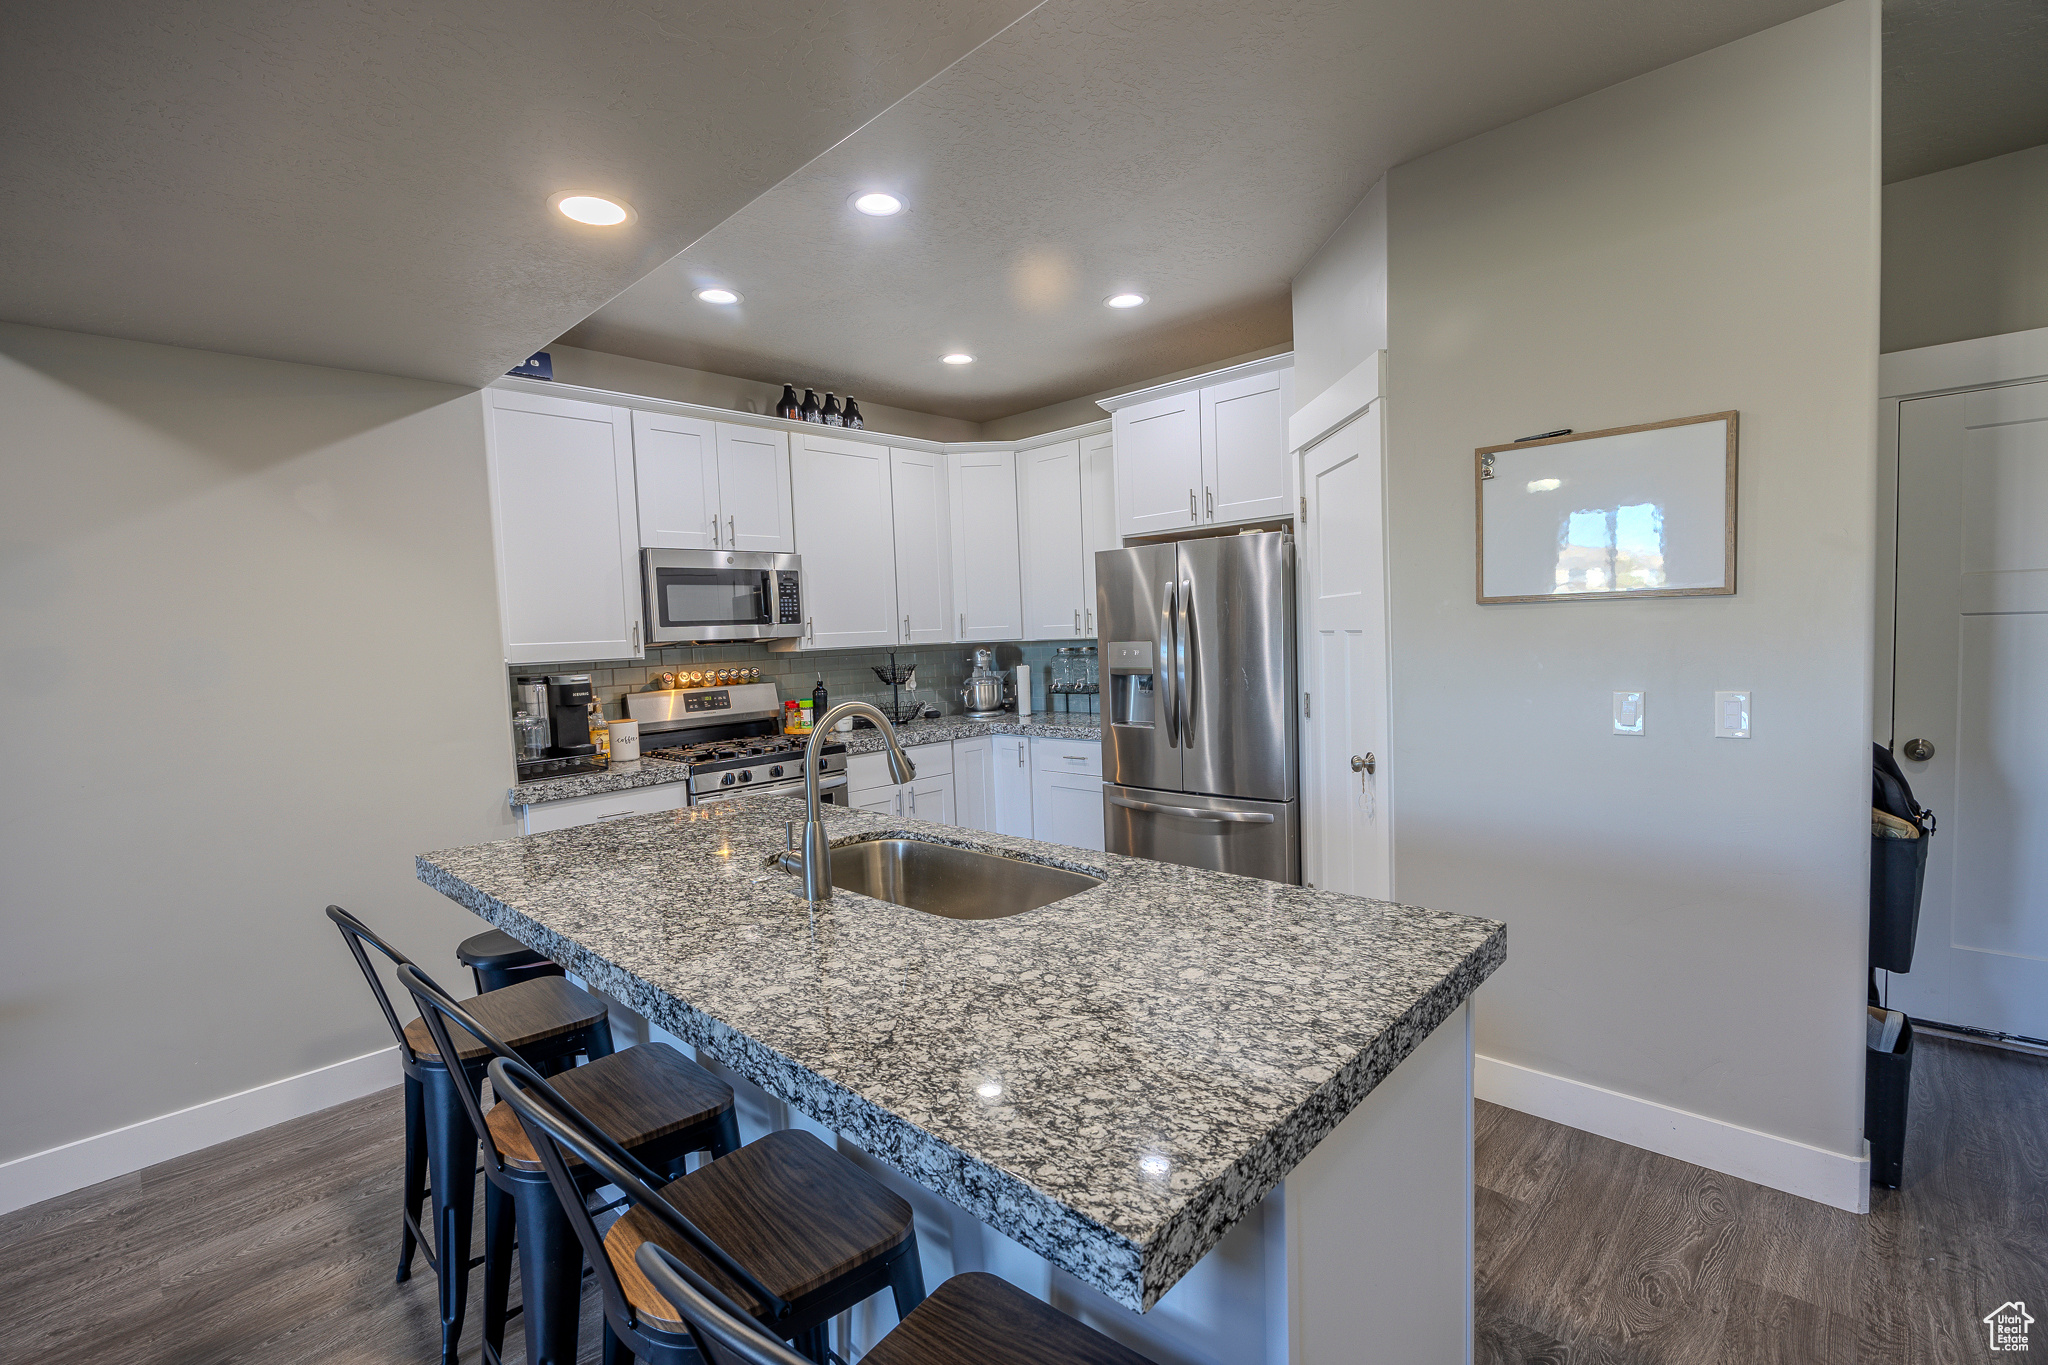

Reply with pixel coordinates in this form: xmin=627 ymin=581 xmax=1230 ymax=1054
xmin=1175 ymin=576 xmax=1193 ymax=748
xmin=1160 ymin=579 xmax=1179 ymax=748
xmin=1107 ymin=794 xmax=1277 ymax=824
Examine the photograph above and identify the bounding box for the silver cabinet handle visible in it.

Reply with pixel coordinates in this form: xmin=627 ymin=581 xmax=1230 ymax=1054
xmin=904 ymin=614 xmax=911 ymax=641
xmin=1074 ymin=608 xmax=1081 ymax=635
xmin=711 ymin=516 xmax=720 ymax=546
xmin=1189 ymin=488 xmax=1197 ymax=522
xmin=1107 ymin=794 xmax=1276 ymax=823
xmin=593 ymin=809 xmax=641 ymax=822
xmin=806 ymin=617 xmax=814 ymax=643
xmin=1205 ymin=487 xmax=1213 ymax=519
xmin=728 ymin=515 xmax=735 ymax=545
xmin=959 ymin=612 xmax=966 ymax=636
xmin=1086 ymin=608 xmax=1093 ymax=633
xmin=632 ymin=622 xmax=640 ymax=654
xmin=1017 ymin=743 xmax=1026 ymax=767
xmin=908 ymin=786 xmax=916 ymax=815
xmin=1061 ymin=753 xmax=1087 ymax=762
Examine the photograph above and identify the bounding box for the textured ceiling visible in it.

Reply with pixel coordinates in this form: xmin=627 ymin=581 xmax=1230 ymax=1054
xmin=0 ymin=0 xmax=1038 ymax=388
xmin=1884 ymin=0 xmax=2048 ymax=183
xmin=562 ymin=0 xmax=1836 ymax=423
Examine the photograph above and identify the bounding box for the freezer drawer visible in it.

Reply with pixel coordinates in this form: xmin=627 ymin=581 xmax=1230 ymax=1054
xmin=1102 ymin=782 xmax=1299 ymax=884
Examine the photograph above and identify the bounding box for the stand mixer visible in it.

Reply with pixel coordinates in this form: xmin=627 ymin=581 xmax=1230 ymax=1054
xmin=961 ymin=647 xmax=1007 ymax=718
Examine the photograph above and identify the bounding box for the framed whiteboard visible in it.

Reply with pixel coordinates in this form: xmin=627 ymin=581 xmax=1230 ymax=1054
xmin=1476 ymin=411 xmax=1737 ymax=604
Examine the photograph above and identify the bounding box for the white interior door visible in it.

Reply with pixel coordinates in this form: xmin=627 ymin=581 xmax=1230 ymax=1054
xmin=631 ymin=410 xmax=720 ymax=550
xmin=715 ymin=423 xmax=794 ymax=552
xmin=890 ymin=448 xmax=953 ymax=646
xmin=1301 ymin=402 xmax=1391 ymax=899
xmin=1018 ymin=440 xmax=1086 ymax=639
xmin=1889 ymin=379 xmax=2048 ymax=1040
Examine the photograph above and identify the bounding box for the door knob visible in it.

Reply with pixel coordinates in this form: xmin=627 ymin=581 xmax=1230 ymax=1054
xmin=1902 ymin=738 xmax=1934 ymax=762
xmin=1351 ymin=753 xmax=1375 ymax=774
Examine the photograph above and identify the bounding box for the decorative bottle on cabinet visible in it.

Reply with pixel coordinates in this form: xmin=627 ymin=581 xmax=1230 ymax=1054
xmin=800 ymin=389 xmax=822 ymax=423
xmin=776 ymin=384 xmax=800 ymax=420
xmin=842 ymin=396 xmax=864 ymax=430
xmin=821 ymin=393 xmax=843 ymax=427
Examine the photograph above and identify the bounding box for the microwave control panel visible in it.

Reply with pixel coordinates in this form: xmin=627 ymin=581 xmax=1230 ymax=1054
xmin=777 ymin=573 xmax=802 ymax=624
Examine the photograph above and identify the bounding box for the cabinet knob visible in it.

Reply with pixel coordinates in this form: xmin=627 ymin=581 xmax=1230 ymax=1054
xmin=1902 ymin=738 xmax=1934 ymax=762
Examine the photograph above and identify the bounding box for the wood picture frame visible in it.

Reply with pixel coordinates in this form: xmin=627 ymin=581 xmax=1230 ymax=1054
xmin=1475 ymin=411 xmax=1738 ymax=604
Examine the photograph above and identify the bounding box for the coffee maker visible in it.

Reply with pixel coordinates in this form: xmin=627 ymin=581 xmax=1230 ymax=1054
xmin=545 ymin=674 xmax=596 ymax=756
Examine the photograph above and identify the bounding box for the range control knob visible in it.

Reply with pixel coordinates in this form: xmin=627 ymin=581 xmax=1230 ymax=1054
xmin=720 ymin=772 xmax=735 ymax=787
xmin=736 ymin=769 xmax=752 ymax=783
xmin=769 ymin=765 xmax=784 ymax=779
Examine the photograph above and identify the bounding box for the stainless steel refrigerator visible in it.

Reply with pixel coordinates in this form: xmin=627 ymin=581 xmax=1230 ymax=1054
xmin=1097 ymin=531 xmax=1299 ymax=882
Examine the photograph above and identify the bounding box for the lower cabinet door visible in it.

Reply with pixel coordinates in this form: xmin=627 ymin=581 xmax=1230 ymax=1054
xmin=905 ymin=773 xmax=954 ymax=825
xmin=518 ymin=782 xmax=687 ymax=834
xmin=1031 ymin=768 xmax=1105 ymax=851
xmin=952 ymin=737 xmax=994 ymax=832
xmin=991 ymin=736 xmax=1034 ymax=837
xmin=850 ymin=785 xmax=901 ymax=816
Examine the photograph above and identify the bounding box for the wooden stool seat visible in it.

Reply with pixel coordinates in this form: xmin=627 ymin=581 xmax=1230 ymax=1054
xmin=606 ymin=1128 xmax=916 ymax=1329
xmin=864 ymin=1271 xmax=1157 ymax=1365
xmin=484 ymin=1043 xmax=732 ymax=1172
xmin=401 ymin=975 xmax=607 ymax=1064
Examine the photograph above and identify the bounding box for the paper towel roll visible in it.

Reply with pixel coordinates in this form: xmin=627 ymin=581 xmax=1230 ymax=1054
xmin=1017 ymin=664 xmax=1032 ymax=716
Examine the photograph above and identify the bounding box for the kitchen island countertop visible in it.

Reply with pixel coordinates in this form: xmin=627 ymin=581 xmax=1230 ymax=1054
xmin=419 ymin=792 xmax=1503 ymax=1312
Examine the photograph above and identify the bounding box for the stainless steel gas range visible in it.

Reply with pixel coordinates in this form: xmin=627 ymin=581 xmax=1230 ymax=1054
xmin=625 ymin=682 xmax=847 ymax=806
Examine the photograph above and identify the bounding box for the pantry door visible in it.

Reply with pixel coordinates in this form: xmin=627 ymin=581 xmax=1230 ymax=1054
xmin=1888 ymin=378 xmax=2048 ymax=1041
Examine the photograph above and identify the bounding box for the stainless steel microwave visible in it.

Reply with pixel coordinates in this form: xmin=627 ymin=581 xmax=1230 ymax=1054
xmin=641 ymin=549 xmax=803 ymax=644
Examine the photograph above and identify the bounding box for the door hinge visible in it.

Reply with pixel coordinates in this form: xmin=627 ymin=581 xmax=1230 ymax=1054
xmin=1303 ymin=692 xmax=1311 ymax=719
xmin=1300 ymin=495 xmax=1308 ymax=522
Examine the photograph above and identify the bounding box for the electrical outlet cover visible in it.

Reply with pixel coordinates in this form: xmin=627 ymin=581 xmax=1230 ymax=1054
xmin=1713 ymin=690 xmax=1751 ymax=739
xmin=1613 ymin=691 xmax=1645 ymax=736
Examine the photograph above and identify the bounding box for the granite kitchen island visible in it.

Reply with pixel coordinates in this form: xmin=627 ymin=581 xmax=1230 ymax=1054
xmin=418 ymin=796 xmax=1504 ymax=1364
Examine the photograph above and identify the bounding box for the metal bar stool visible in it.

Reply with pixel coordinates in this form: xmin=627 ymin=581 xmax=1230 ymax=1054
xmin=399 ymin=963 xmax=740 ymax=1365
xmin=490 ymin=1056 xmax=930 ymax=1365
xmin=458 ymin=927 xmax=565 ymax=993
xmin=325 ymin=906 xmax=614 ymax=1365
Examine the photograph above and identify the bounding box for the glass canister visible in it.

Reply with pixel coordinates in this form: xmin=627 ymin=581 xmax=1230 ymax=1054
xmin=1080 ymin=646 xmax=1098 ymax=694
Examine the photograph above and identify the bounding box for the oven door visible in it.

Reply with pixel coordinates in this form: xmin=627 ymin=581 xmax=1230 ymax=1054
xmin=642 ymin=550 xmax=802 ymax=643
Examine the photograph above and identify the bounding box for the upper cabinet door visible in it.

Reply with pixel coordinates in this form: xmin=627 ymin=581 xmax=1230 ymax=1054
xmin=948 ymin=451 xmax=1024 ymax=642
xmin=1202 ymin=368 xmax=1291 ymax=526
xmin=715 ymin=423 xmax=795 ymax=553
xmin=488 ymin=391 xmax=644 ymax=664
xmin=1113 ymin=391 xmax=1203 ymax=537
xmin=1079 ymin=430 xmax=1116 ymax=638
xmin=631 ymin=410 xmax=720 ymax=550
xmin=1018 ymin=440 xmax=1086 ymax=640
xmin=890 ymin=448 xmax=954 ymax=646
xmin=790 ymin=431 xmax=899 ymax=649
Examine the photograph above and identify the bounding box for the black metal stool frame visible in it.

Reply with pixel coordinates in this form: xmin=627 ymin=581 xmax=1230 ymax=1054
xmin=400 ymin=963 xmax=740 ymax=1365
xmin=326 ymin=906 xmax=611 ymax=1365
xmin=490 ymin=1056 xmax=927 ymax=1365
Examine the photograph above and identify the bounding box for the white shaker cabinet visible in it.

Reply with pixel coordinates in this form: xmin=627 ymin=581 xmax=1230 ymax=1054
xmin=486 ymin=390 xmax=645 ymax=665
xmin=1113 ymin=390 xmax=1203 ymax=537
xmin=1031 ymin=736 xmax=1104 ymax=851
xmin=1079 ymin=430 xmax=1117 ymax=637
xmin=1109 ymin=362 xmax=1292 ymax=537
xmin=902 ymin=771 xmax=955 ymax=825
xmin=948 ymin=451 xmax=1024 ymax=642
xmin=631 ymin=411 xmax=720 ymax=550
xmin=952 ymin=735 xmax=994 ymax=832
xmin=634 ymin=414 xmax=794 ymax=553
xmin=715 ymin=424 xmax=795 ymax=552
xmin=990 ymin=734 xmax=1034 ymax=837
xmin=890 ymin=449 xmax=954 ymax=646
xmin=1018 ymin=440 xmax=1089 ymax=640
xmin=790 ymin=432 xmax=899 ymax=649
xmin=1202 ymin=368 xmax=1291 ymax=525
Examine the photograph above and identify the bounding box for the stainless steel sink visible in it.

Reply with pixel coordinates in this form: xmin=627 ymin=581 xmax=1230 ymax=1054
xmin=828 ymin=838 xmax=1103 ymax=920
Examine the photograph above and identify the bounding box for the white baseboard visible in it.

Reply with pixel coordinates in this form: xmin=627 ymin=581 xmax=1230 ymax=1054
xmin=0 ymin=1046 xmax=402 ymax=1216
xmin=1475 ymin=1053 xmax=1870 ymax=1214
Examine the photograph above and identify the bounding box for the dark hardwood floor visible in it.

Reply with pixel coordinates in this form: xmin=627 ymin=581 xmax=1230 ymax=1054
xmin=1 ymin=1034 xmax=2039 ymax=1364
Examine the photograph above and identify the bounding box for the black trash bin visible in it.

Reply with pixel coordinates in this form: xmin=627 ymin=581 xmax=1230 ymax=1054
xmin=1869 ymin=821 xmax=1931 ymax=972
xmin=1865 ymin=1013 xmax=1914 ymax=1189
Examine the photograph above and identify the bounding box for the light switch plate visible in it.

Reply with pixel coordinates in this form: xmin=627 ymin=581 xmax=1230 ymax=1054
xmin=1714 ymin=690 xmax=1751 ymax=739
xmin=1613 ymin=691 xmax=1645 ymax=736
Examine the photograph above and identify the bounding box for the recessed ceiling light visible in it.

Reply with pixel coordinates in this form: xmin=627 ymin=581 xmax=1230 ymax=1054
xmin=1104 ymin=293 xmax=1147 ymax=308
xmin=695 ymin=287 xmax=741 ymax=305
xmin=548 ymin=192 xmax=635 ymax=226
xmin=942 ymin=353 xmax=975 ymax=365
xmin=852 ymin=191 xmax=904 ymax=217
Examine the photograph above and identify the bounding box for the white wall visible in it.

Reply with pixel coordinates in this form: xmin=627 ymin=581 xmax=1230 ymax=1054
xmin=1882 ymin=141 xmax=2048 ymax=354
xmin=543 ymin=343 xmax=983 ymax=444
xmin=1290 ymin=177 xmax=1387 ymax=405
xmin=1338 ymin=0 xmax=1876 ymax=1189
xmin=0 ymin=324 xmax=519 ymax=1165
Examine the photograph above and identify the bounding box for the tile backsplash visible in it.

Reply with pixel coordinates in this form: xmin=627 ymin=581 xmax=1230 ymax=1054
xmin=508 ymin=639 xmax=1099 ymax=725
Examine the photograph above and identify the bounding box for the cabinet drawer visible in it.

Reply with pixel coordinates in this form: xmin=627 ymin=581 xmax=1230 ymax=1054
xmin=1030 ymin=736 xmax=1101 ymax=777
xmin=847 ymin=741 xmax=954 ymax=790
xmin=518 ymin=781 xmax=686 ymax=834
